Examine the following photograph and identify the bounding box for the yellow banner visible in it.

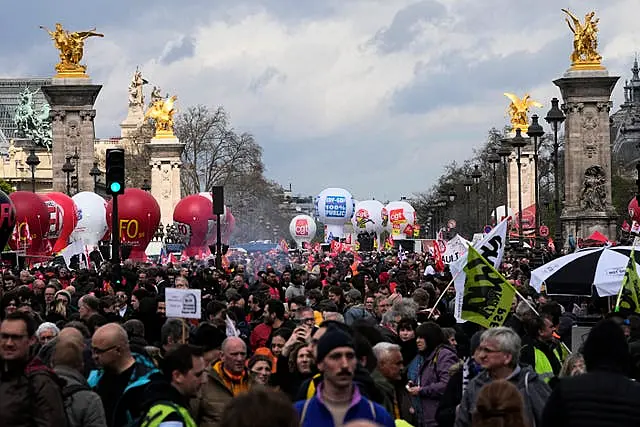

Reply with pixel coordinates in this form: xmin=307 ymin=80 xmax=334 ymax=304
xmin=616 ymin=248 xmax=640 ymax=313
xmin=462 ymin=246 xmax=515 ymax=328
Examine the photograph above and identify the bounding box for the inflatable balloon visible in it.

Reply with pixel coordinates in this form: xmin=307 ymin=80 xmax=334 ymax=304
xmin=630 ymin=197 xmax=640 ymax=223
xmin=71 ymin=192 xmax=108 ymax=248
xmin=106 ymin=188 xmax=161 ymax=262
xmin=315 ymin=188 xmax=354 ymax=242
xmin=47 ymin=192 xmax=79 ymax=253
xmin=8 ymin=191 xmax=50 ymax=256
xmin=289 ymin=215 xmax=316 ymax=247
xmin=222 ymin=210 xmax=235 ymax=245
xmin=38 ymin=194 xmax=63 ymax=253
xmin=0 ymin=190 xmax=16 ymax=251
xmin=386 ymin=201 xmax=416 ymax=240
xmin=351 ymin=200 xmax=384 ymax=235
xmin=173 ymin=194 xmax=215 ymax=257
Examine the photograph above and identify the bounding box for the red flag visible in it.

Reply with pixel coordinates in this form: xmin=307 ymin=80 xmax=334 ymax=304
xmin=622 ymin=220 xmax=631 ymax=232
xmin=433 ymin=239 xmax=445 ymax=272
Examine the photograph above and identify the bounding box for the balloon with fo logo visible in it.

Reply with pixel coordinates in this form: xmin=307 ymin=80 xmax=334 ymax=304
xmin=106 ymin=188 xmax=161 ymax=262
xmin=289 ymin=214 xmax=316 ymax=247
xmin=71 ymin=192 xmax=108 ymax=248
xmin=38 ymin=194 xmax=63 ymax=253
xmin=315 ymin=188 xmax=354 ymax=242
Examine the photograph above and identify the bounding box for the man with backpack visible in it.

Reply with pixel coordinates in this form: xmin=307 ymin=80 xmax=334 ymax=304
xmin=137 ymin=344 xmax=204 ymax=427
xmin=0 ymin=311 xmax=67 ymax=427
xmin=53 ymin=328 xmax=107 ymax=427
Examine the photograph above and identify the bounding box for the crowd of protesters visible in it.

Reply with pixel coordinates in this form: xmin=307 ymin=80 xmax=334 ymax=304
xmin=1 ymin=247 xmax=640 ymax=427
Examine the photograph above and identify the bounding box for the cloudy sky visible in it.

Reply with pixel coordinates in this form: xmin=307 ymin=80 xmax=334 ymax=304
xmin=2 ymin=0 xmax=639 ymax=201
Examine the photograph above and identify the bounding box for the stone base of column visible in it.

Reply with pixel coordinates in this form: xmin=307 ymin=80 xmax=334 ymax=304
xmin=148 ymin=135 xmax=185 ymax=228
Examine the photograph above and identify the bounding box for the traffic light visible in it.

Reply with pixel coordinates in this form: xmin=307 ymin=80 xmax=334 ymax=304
xmin=106 ymin=148 xmax=125 ymax=195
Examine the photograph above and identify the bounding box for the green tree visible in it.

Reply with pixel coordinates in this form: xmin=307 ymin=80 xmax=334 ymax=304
xmin=0 ymin=178 xmax=13 ymax=194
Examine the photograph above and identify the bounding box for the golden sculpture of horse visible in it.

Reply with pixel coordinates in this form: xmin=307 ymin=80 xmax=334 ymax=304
xmin=145 ymin=95 xmax=177 ymax=137
xmin=504 ymin=92 xmax=543 ymax=133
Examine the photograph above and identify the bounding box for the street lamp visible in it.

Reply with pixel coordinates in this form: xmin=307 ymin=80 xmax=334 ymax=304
xmin=25 ymin=149 xmax=40 ymax=193
xmin=464 ymin=175 xmax=473 ymax=234
xmin=488 ymin=148 xmax=501 ymax=225
xmin=471 ymin=165 xmax=482 ymax=232
xmin=510 ymin=128 xmax=528 ymax=246
xmin=497 ymin=140 xmax=512 ymax=222
xmin=447 ymin=189 xmax=457 ymax=202
xmin=527 ymin=114 xmax=545 ymax=236
xmin=62 ymin=155 xmax=75 ymax=196
xmin=71 ymin=148 xmax=80 ymax=193
xmin=141 ymin=179 xmax=151 ymax=192
xmin=89 ymin=162 xmax=102 ymax=193
xmin=545 ymin=97 xmax=566 ymax=248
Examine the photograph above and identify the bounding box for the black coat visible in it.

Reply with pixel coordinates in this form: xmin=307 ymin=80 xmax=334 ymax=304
xmin=542 ymin=370 xmax=640 ymax=427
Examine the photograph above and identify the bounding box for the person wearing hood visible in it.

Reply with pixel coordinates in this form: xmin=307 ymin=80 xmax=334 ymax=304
xmin=454 ymin=327 xmax=550 ymax=427
xmin=406 ymin=322 xmax=459 ymax=427
xmin=53 ymin=328 xmax=107 ymax=427
xmin=285 ymin=270 xmax=305 ymax=301
xmin=138 ymin=344 xmax=204 ymax=427
xmin=541 ymin=319 xmax=640 ymax=427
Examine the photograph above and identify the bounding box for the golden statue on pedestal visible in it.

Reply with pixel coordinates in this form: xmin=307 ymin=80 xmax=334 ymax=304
xmin=145 ymin=94 xmax=178 ymax=138
xmin=40 ymin=23 xmax=104 ymax=78
xmin=504 ymin=93 xmax=543 ymax=133
xmin=561 ymin=9 xmax=603 ymax=70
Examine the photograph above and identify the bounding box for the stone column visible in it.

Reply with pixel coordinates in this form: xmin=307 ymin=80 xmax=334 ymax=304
xmin=507 ymin=149 xmax=536 ymax=220
xmin=41 ymin=80 xmax=101 ymax=194
xmin=554 ymin=69 xmax=619 ymax=244
xmin=148 ymin=136 xmax=184 ymax=227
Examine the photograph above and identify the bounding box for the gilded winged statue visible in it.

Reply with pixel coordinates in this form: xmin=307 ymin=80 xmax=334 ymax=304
xmin=504 ymin=93 xmax=543 ymax=133
xmin=40 ymin=23 xmax=103 ymax=76
xmin=561 ymin=9 xmax=602 ymax=67
xmin=145 ymin=95 xmax=178 ymax=136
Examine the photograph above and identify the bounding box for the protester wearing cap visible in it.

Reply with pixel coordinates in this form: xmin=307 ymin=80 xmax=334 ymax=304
xmin=294 ymin=327 xmax=394 ymax=427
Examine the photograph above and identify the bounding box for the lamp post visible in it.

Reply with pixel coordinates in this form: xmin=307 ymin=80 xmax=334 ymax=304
xmin=545 ymin=97 xmax=566 ymax=248
xmin=497 ymin=140 xmax=512 ymax=222
xmin=488 ymin=148 xmax=500 ymax=225
xmin=62 ymin=156 xmax=75 ymax=196
xmin=511 ymin=129 xmax=528 ymax=246
xmin=527 ymin=114 xmax=545 ymax=237
xmin=25 ymin=149 xmax=40 ymax=193
xmin=141 ymin=179 xmax=151 ymax=192
xmin=464 ymin=175 xmax=473 ymax=234
xmin=89 ymin=162 xmax=102 ymax=193
xmin=471 ymin=165 xmax=482 ymax=232
xmin=71 ymin=148 xmax=80 ymax=193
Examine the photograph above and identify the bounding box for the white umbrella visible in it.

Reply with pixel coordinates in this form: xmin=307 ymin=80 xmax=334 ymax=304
xmin=530 ymin=246 xmax=640 ymax=296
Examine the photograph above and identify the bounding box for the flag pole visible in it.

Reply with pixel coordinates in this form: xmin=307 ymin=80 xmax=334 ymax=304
xmin=427 ymin=270 xmax=461 ymax=319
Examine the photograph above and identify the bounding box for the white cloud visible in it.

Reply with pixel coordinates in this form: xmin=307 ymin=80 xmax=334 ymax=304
xmin=4 ymin=0 xmax=640 ymax=199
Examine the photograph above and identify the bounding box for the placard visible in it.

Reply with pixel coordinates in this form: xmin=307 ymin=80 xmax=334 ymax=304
xmin=165 ymin=288 xmax=202 ymax=319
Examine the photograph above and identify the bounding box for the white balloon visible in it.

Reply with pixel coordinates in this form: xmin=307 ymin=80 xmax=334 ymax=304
xmin=70 ymin=192 xmax=108 ymax=247
xmin=351 ymin=200 xmax=384 ymax=234
xmin=385 ymin=201 xmax=416 ymax=240
xmin=315 ymin=188 xmax=354 ymax=240
xmin=289 ymin=215 xmax=316 ymax=245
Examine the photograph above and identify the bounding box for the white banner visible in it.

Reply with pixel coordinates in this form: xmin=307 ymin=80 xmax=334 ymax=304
xmin=451 ymin=218 xmax=509 ymax=322
xmin=165 ymin=288 xmax=202 ymax=319
xmin=443 ymin=234 xmax=470 ymax=265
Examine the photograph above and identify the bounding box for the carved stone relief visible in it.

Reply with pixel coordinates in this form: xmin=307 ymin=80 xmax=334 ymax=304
xmin=581 ymin=106 xmax=599 ymax=159
xmin=579 ymin=165 xmax=607 ymax=211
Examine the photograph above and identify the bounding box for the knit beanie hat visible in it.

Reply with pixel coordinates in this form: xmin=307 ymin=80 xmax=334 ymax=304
xmin=316 ymin=327 xmax=355 ymax=363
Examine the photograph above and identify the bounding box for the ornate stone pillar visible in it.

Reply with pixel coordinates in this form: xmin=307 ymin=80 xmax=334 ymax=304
xmin=41 ymin=80 xmax=101 ymax=194
xmin=148 ymin=137 xmax=184 ymax=227
xmin=554 ymin=70 xmax=619 ymax=244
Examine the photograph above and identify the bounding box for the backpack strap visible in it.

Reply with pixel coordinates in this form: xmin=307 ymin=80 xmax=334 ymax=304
xmin=299 ymin=399 xmax=312 ymax=427
xmin=63 ymin=383 xmax=90 ymax=399
xmin=368 ymin=399 xmax=376 ymax=419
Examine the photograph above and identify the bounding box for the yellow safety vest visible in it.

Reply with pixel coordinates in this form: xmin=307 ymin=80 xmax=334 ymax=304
xmin=140 ymin=402 xmax=197 ymax=427
xmin=533 ymin=347 xmax=555 ymax=383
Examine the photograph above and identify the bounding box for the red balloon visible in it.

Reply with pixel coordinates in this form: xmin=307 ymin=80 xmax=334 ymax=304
xmin=47 ymin=192 xmax=79 ymax=253
xmin=629 ymin=197 xmax=640 ymax=223
xmin=106 ymin=188 xmax=160 ymax=262
xmin=222 ymin=210 xmax=235 ymax=245
xmin=173 ymin=194 xmax=215 ymax=257
xmin=38 ymin=194 xmax=62 ymax=254
xmin=8 ymin=191 xmax=51 ymax=257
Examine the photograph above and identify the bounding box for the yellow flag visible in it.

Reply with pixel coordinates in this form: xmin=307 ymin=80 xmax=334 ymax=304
xmin=462 ymin=246 xmax=516 ymax=328
xmin=616 ymin=248 xmax=640 ymax=313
